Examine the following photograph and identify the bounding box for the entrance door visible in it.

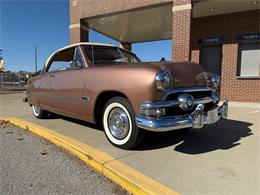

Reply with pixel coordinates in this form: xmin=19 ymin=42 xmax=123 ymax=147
xmin=200 ymin=45 xmax=222 ymax=75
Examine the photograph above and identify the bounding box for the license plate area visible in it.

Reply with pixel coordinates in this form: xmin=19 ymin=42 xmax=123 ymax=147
xmin=207 ymin=108 xmax=219 ymax=124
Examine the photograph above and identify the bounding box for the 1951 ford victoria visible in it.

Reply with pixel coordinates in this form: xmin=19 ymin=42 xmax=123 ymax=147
xmin=25 ymin=42 xmax=228 ymax=149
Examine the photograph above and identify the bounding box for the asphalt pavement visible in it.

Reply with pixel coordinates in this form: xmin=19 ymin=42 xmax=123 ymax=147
xmin=1 ymin=92 xmax=260 ymax=194
xmin=0 ymin=122 xmax=126 ymax=195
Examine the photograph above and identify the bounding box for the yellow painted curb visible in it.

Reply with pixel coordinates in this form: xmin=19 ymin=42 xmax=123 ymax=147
xmin=1 ymin=117 xmax=179 ymax=195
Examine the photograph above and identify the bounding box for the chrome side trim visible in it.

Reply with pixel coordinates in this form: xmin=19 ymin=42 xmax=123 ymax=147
xmin=80 ymin=97 xmax=90 ymax=104
xmin=163 ymin=86 xmax=212 ymax=100
xmin=43 ymin=95 xmax=91 ymax=104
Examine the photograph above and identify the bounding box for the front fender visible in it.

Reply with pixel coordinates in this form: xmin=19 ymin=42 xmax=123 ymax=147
xmin=82 ymin=66 xmax=163 ymax=115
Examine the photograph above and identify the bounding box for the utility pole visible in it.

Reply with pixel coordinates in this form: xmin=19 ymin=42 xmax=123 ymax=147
xmin=0 ymin=49 xmax=4 ymax=72
xmin=34 ymin=45 xmax=38 ymax=73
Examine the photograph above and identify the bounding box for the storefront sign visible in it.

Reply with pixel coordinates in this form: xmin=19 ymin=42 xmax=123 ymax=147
xmin=198 ymin=36 xmax=226 ymax=45
xmin=236 ymin=32 xmax=260 ymax=42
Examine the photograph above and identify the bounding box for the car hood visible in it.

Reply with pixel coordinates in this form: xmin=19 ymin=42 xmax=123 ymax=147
xmin=94 ymin=61 xmax=208 ymax=87
xmin=140 ymin=61 xmax=208 ymax=87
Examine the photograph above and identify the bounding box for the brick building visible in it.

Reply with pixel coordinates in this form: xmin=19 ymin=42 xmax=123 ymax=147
xmin=70 ymin=0 xmax=260 ymax=102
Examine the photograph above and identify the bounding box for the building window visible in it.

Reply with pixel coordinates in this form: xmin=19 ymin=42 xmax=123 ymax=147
xmin=237 ymin=43 xmax=260 ymax=77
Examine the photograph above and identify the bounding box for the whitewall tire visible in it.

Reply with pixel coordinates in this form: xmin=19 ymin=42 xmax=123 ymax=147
xmin=102 ymin=97 xmax=144 ymax=149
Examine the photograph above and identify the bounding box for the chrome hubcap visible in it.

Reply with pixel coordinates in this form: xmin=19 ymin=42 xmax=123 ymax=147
xmin=108 ymin=107 xmax=130 ymax=140
xmin=33 ymin=105 xmax=41 ymax=115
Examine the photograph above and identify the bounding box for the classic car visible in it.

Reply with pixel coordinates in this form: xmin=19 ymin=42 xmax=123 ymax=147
xmin=25 ymin=42 xmax=228 ymax=149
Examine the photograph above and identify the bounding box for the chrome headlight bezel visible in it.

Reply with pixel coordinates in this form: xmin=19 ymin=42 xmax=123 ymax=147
xmin=155 ymin=70 xmax=173 ymax=92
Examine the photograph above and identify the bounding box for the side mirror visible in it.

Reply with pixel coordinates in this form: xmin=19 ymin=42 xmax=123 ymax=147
xmin=70 ymin=60 xmax=82 ymax=68
xmin=70 ymin=60 xmax=77 ymax=68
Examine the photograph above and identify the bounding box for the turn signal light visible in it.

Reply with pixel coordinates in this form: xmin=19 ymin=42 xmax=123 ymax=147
xmin=140 ymin=107 xmax=166 ymax=117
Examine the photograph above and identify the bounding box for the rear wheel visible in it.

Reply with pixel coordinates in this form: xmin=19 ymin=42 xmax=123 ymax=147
xmin=102 ymin=97 xmax=144 ymax=149
xmin=32 ymin=105 xmax=48 ymax=119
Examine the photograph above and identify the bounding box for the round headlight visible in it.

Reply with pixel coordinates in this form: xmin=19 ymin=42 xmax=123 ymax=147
xmin=155 ymin=70 xmax=172 ymax=92
xmin=211 ymin=74 xmax=221 ymax=90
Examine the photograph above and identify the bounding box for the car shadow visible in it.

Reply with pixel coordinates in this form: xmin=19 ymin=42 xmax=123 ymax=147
xmin=45 ymin=113 xmax=103 ymax=131
xmin=137 ymin=119 xmax=253 ymax=154
xmin=43 ymin=113 xmax=253 ymax=154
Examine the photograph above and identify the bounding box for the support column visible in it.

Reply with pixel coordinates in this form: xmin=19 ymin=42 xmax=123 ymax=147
xmin=172 ymin=0 xmax=192 ymax=62
xmin=120 ymin=42 xmax=132 ymax=51
xmin=70 ymin=22 xmax=89 ymax=44
xmin=69 ymin=0 xmax=89 ymax=44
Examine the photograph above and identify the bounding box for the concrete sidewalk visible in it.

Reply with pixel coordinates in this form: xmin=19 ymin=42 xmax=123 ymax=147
xmin=1 ymin=92 xmax=260 ymax=195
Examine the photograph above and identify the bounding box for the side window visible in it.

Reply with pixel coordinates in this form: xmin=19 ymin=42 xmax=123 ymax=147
xmin=74 ymin=48 xmax=84 ymax=67
xmin=47 ymin=47 xmax=75 ymax=72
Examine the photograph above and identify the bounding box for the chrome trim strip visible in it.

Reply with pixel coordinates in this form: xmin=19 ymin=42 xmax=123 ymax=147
xmin=44 ymin=95 xmax=91 ymax=103
xmin=163 ymin=86 xmax=212 ymax=100
xmin=140 ymin=100 xmax=179 ymax=108
xmin=194 ymin=97 xmax=212 ymax=104
xmin=140 ymin=96 xmax=212 ymax=108
xmin=80 ymin=97 xmax=90 ymax=104
xmin=136 ymin=100 xmax=229 ymax=132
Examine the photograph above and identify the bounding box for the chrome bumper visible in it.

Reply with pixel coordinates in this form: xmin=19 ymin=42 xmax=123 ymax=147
xmin=136 ymin=99 xmax=229 ymax=132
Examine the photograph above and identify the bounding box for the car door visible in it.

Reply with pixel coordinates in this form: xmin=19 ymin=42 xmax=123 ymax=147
xmin=45 ymin=46 xmax=86 ymax=117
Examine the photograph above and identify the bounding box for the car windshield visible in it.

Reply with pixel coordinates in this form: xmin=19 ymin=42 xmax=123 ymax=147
xmin=83 ymin=45 xmax=141 ymax=66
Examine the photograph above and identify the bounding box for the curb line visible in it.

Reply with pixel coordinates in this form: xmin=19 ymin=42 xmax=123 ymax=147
xmin=1 ymin=117 xmax=179 ymax=195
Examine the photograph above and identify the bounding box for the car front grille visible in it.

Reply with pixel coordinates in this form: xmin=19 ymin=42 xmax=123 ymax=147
xmin=165 ymin=90 xmax=212 ymax=101
xmin=164 ymin=88 xmax=215 ymax=116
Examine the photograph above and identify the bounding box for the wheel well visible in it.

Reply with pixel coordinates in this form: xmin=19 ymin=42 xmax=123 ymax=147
xmin=94 ymin=91 xmax=127 ymax=123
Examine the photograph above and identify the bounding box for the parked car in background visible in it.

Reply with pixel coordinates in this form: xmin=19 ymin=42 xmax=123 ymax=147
xmin=25 ymin=42 xmax=228 ymax=149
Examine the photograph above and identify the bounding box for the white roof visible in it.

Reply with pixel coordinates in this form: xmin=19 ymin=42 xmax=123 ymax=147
xmin=44 ymin=42 xmax=118 ymax=67
xmin=56 ymin=42 xmax=117 ymax=53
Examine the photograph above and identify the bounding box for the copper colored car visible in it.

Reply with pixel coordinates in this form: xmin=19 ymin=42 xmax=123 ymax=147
xmin=25 ymin=42 xmax=228 ymax=149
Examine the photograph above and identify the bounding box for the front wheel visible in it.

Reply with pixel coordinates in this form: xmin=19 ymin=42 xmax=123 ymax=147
xmin=102 ymin=97 xmax=144 ymax=149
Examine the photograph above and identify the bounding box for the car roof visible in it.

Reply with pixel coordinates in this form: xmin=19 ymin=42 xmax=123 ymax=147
xmin=59 ymin=42 xmax=117 ymax=51
xmin=45 ymin=42 xmax=131 ymax=67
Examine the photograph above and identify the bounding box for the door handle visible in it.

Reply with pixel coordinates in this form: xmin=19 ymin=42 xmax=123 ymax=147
xmin=50 ymin=75 xmax=55 ymax=78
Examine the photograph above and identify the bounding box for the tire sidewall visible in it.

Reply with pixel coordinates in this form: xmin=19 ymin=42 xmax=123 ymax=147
xmin=102 ymin=97 xmax=142 ymax=149
xmin=103 ymin=102 xmax=132 ymax=145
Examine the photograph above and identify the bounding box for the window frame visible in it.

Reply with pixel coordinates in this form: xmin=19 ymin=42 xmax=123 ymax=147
xmin=81 ymin=45 xmax=141 ymax=66
xmin=45 ymin=46 xmax=87 ymax=73
xmin=236 ymin=42 xmax=260 ymax=79
xmin=73 ymin=47 xmax=86 ymax=68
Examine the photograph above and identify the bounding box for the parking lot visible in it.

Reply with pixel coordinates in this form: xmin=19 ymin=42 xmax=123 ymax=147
xmin=0 ymin=123 xmax=125 ymax=195
xmin=1 ymin=92 xmax=260 ymax=195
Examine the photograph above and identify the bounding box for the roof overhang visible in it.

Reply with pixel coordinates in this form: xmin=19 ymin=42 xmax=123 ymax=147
xmin=81 ymin=0 xmax=260 ymax=43
xmin=83 ymin=3 xmax=173 ymax=43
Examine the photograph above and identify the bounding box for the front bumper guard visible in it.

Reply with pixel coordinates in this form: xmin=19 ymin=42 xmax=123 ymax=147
xmin=136 ymin=99 xmax=229 ymax=132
